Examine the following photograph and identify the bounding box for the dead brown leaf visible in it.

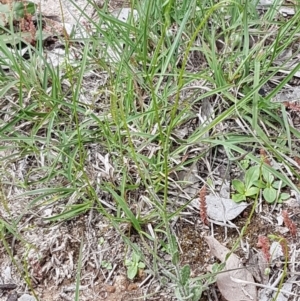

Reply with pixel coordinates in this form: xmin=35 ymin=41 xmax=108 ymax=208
xmin=205 ymin=236 xmax=257 ymax=301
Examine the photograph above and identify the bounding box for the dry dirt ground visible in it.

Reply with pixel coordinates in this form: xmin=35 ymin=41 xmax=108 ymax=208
xmin=0 ymin=3 xmax=156 ymax=301
xmin=30 ymin=0 xmax=128 ymax=24
xmin=1 ymin=1 xmax=300 ymax=301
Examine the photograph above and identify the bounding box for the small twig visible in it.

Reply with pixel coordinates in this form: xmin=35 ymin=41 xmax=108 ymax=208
xmin=59 ymin=292 xmax=73 ymax=301
xmin=105 ymin=264 xmax=117 ymax=283
xmin=230 ymin=276 xmax=298 ymax=296
xmin=139 ymin=274 xmax=152 ymax=288
xmin=0 ymin=283 xmax=17 ymax=290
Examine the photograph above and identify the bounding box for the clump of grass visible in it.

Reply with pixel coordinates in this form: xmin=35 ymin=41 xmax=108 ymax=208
xmin=0 ymin=0 xmax=300 ymax=299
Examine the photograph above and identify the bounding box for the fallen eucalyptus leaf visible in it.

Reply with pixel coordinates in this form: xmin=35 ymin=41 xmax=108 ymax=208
xmin=247 ymin=250 xmax=269 ymax=284
xmin=178 ymin=161 xmax=199 ymax=198
xmin=206 ymin=195 xmax=248 ymax=221
xmin=191 ymin=194 xmax=248 ymax=221
xmin=205 ymin=236 xmax=257 ymax=301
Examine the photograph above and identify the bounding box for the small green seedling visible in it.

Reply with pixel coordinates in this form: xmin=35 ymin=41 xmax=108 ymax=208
xmin=125 ymin=252 xmax=145 ymax=280
xmin=240 ymin=158 xmax=250 ymax=169
xmin=175 ymin=264 xmax=203 ymax=301
xmin=232 ymin=165 xmax=290 ymax=203
xmin=260 ymin=167 xmax=289 ymax=203
xmin=232 ymin=166 xmax=260 ymax=202
xmin=101 ymin=260 xmax=112 ymax=270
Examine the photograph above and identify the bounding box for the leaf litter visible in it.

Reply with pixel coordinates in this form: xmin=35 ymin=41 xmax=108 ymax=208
xmin=205 ymin=236 xmax=257 ymax=301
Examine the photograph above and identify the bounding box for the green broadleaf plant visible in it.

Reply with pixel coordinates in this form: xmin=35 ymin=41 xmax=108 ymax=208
xmin=261 ymin=166 xmax=289 ymax=203
xmin=232 ymin=164 xmax=290 ymax=204
xmin=232 ymin=165 xmax=260 ymax=202
xmin=125 ymin=252 xmax=145 ymax=280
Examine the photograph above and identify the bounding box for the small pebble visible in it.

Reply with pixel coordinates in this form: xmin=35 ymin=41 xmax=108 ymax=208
xmin=127 ymin=283 xmax=138 ymax=291
xmin=18 ymin=294 xmax=37 ymax=301
xmin=7 ymin=293 xmax=18 ymax=301
xmin=104 ymin=284 xmax=116 ymax=293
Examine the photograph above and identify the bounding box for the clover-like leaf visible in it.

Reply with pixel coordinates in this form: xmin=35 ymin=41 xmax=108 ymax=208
xmin=127 ymin=264 xmax=138 ymax=280
xmin=272 ymin=180 xmax=286 ymax=189
xmin=279 ymin=193 xmax=290 ymax=201
xmin=263 ymin=187 xmax=277 ymax=203
xmin=245 ymin=166 xmax=260 ymax=189
xmin=138 ymin=262 xmax=145 ymax=269
xmin=253 ymin=180 xmax=265 ymax=188
xmin=245 ymin=186 xmax=260 ymax=196
xmin=262 ymin=168 xmax=274 ymax=184
xmin=232 ymin=179 xmax=245 ymax=194
xmin=232 ymin=193 xmax=246 ymax=203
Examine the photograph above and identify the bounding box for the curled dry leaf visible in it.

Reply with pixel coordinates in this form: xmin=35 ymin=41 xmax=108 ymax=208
xmin=205 ymin=236 xmax=257 ymax=301
xmin=206 ymin=195 xmax=248 ymax=222
xmin=191 ymin=194 xmax=248 ymax=222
